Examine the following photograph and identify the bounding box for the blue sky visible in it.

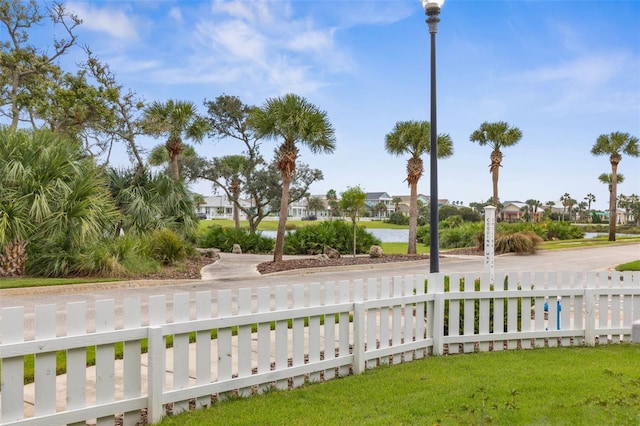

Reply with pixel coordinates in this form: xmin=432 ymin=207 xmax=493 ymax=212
xmin=50 ymin=1 xmax=640 ymax=209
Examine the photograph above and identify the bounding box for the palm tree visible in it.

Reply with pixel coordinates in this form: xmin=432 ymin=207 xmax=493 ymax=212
xmin=391 ymin=196 xmax=403 ymax=214
xmin=560 ymin=193 xmax=571 ymax=221
xmin=577 ymin=201 xmax=588 ymax=222
xmin=326 ymin=189 xmax=339 ymax=218
xmin=584 ymin=193 xmax=596 ymax=211
xmin=339 ymin=186 xmax=367 ymax=258
xmin=214 ymin=155 xmax=248 ymax=229
xmin=545 ymin=200 xmax=556 ymax=219
xmin=591 ymin=132 xmax=639 ymax=241
xmin=385 ymin=120 xmax=453 ymax=254
xmin=250 ymin=94 xmax=336 ymax=262
xmin=599 ymin=172 xmax=625 ymax=226
xmin=372 ymin=202 xmax=388 ymax=219
xmin=584 ymin=193 xmax=596 ymax=222
xmin=141 ymin=100 xmax=210 ymax=180
xmin=0 ymin=128 xmax=118 ymax=277
xmin=307 ymin=196 xmax=325 ymax=217
xmin=469 ymin=121 xmax=523 ymax=208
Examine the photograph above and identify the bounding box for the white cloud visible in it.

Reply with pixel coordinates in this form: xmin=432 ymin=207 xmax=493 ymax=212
xmin=523 ymin=53 xmax=628 ymax=86
xmin=169 ymin=7 xmax=183 ymax=25
xmin=67 ymin=2 xmax=138 ymax=40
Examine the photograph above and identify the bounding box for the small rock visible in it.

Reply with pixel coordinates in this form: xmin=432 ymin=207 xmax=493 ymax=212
xmin=195 ymin=248 xmax=220 ymax=259
xmin=232 ymin=244 xmax=242 ymax=254
xmin=323 ymin=246 xmax=340 ymax=259
xmin=369 ymin=245 xmax=384 ymax=258
xmin=315 ymin=254 xmax=330 ymax=261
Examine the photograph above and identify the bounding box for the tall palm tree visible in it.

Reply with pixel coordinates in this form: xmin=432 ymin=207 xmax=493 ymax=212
xmin=469 ymin=121 xmax=523 ymax=208
xmin=250 ymin=94 xmax=336 ymax=262
xmin=591 ymin=132 xmax=639 ymax=241
xmin=385 ymin=120 xmax=453 ymax=254
xmin=545 ymin=201 xmax=556 ymax=219
xmin=141 ymin=100 xmax=210 ymax=180
xmin=599 ymin=172 xmax=626 ymax=227
xmin=212 ymin=155 xmax=248 ymax=229
xmin=326 ymin=189 xmax=339 ymax=218
xmin=560 ymin=193 xmax=571 ymax=221
xmin=584 ymin=193 xmax=596 ymax=222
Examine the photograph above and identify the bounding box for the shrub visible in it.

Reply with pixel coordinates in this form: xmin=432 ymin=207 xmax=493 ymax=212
xmin=385 ymin=211 xmax=409 ymax=226
xmin=495 ymin=231 xmax=542 ymax=254
xmin=440 ymin=222 xmax=483 ymax=249
xmin=198 ymin=225 xmax=274 ymax=253
xmin=283 ymin=220 xmax=381 ymax=255
xmin=149 ymin=228 xmax=188 ymax=265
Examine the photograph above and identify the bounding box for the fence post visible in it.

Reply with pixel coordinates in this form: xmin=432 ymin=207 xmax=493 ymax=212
xmin=584 ymin=290 xmax=596 ymax=346
xmin=147 ymin=326 xmax=164 ymax=424
xmin=353 ymin=303 xmax=366 ymax=375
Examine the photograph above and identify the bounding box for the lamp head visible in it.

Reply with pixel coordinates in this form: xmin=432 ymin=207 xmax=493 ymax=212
xmin=421 ymin=0 xmax=444 ymax=12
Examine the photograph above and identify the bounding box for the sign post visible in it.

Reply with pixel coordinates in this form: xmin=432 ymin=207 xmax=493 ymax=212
xmin=483 ymin=206 xmax=496 ymax=285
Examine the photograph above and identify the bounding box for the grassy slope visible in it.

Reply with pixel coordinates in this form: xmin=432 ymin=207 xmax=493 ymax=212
xmin=159 ymin=345 xmax=640 ymax=425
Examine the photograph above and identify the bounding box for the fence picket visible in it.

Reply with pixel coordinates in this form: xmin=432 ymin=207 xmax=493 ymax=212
xmin=67 ymin=301 xmax=87 ymax=426
xmin=172 ymin=293 xmax=190 ymax=414
xmin=292 ymin=285 xmax=305 ymax=388
xmin=338 ymin=282 xmax=350 ymax=377
xmin=256 ymin=287 xmax=271 ymax=393
xmin=414 ymin=275 xmax=426 ymax=360
xmin=391 ymin=276 xmax=402 ymax=365
xmin=217 ymin=290 xmax=233 ymax=399
xmin=463 ymin=273 xmax=475 ymax=353
xmin=308 ymin=283 xmax=321 ymax=384
xmin=123 ymin=297 xmax=142 ymax=426
xmin=195 ymin=291 xmax=212 ymax=409
xmin=478 ymin=273 xmax=490 ymax=352
xmin=365 ymin=278 xmax=378 ymax=369
xmin=275 ymin=286 xmax=288 ymax=390
xmin=238 ymin=288 xmax=253 ymax=397
xmin=34 ymin=304 xmax=56 ymax=416
xmin=324 ymin=282 xmax=337 ymax=379
xmin=95 ymin=299 xmax=115 ymax=426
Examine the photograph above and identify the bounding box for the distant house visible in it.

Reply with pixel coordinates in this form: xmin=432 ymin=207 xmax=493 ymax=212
xmin=365 ymin=192 xmax=394 ymax=218
xmin=392 ymin=194 xmax=431 ymax=216
xmin=500 ymin=201 xmax=544 ymax=222
xmin=197 ymin=195 xmax=251 ymax=220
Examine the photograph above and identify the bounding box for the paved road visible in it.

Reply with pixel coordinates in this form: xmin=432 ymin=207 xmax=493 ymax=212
xmin=2 ymin=244 xmax=638 ymax=313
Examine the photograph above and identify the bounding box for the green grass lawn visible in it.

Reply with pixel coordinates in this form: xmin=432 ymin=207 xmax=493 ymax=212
xmin=159 ymin=344 xmax=640 ymax=425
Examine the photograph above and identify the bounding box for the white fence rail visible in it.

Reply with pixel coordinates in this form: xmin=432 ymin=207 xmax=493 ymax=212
xmin=1 ymin=271 xmax=639 ymax=425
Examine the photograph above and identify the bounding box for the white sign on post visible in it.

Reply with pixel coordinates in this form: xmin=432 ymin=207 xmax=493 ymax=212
xmin=484 ymin=206 xmax=496 ymax=285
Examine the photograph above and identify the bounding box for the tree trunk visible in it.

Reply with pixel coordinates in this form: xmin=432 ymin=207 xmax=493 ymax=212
xmin=352 ymin=220 xmax=357 ymax=258
xmin=408 ymin=181 xmax=418 ymax=255
xmin=273 ymin=176 xmax=291 ymax=262
xmin=170 ymin=153 xmax=180 ymax=180
xmin=609 ymin=164 xmax=618 ymax=242
xmin=490 ymin=149 xmax=502 ymax=208
xmin=0 ymin=240 xmax=28 ymax=277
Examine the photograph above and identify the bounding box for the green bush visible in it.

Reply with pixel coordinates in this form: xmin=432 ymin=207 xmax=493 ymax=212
xmin=149 ymin=229 xmax=188 ymax=265
xmin=198 ymin=225 xmax=274 ymax=253
xmin=385 ymin=211 xmax=409 ymax=226
xmin=440 ymin=222 xmax=483 ymax=249
xmin=283 ymin=220 xmax=381 ymax=255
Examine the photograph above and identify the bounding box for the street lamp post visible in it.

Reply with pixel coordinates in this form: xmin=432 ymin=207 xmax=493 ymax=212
xmin=421 ymin=0 xmax=444 ymax=273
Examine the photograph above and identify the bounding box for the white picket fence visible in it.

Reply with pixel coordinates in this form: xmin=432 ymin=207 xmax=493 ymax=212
xmin=0 ymin=271 xmax=639 ymax=425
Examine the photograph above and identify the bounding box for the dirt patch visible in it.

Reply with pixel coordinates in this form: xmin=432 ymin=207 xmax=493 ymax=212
xmin=257 ymin=254 xmax=431 ymax=274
